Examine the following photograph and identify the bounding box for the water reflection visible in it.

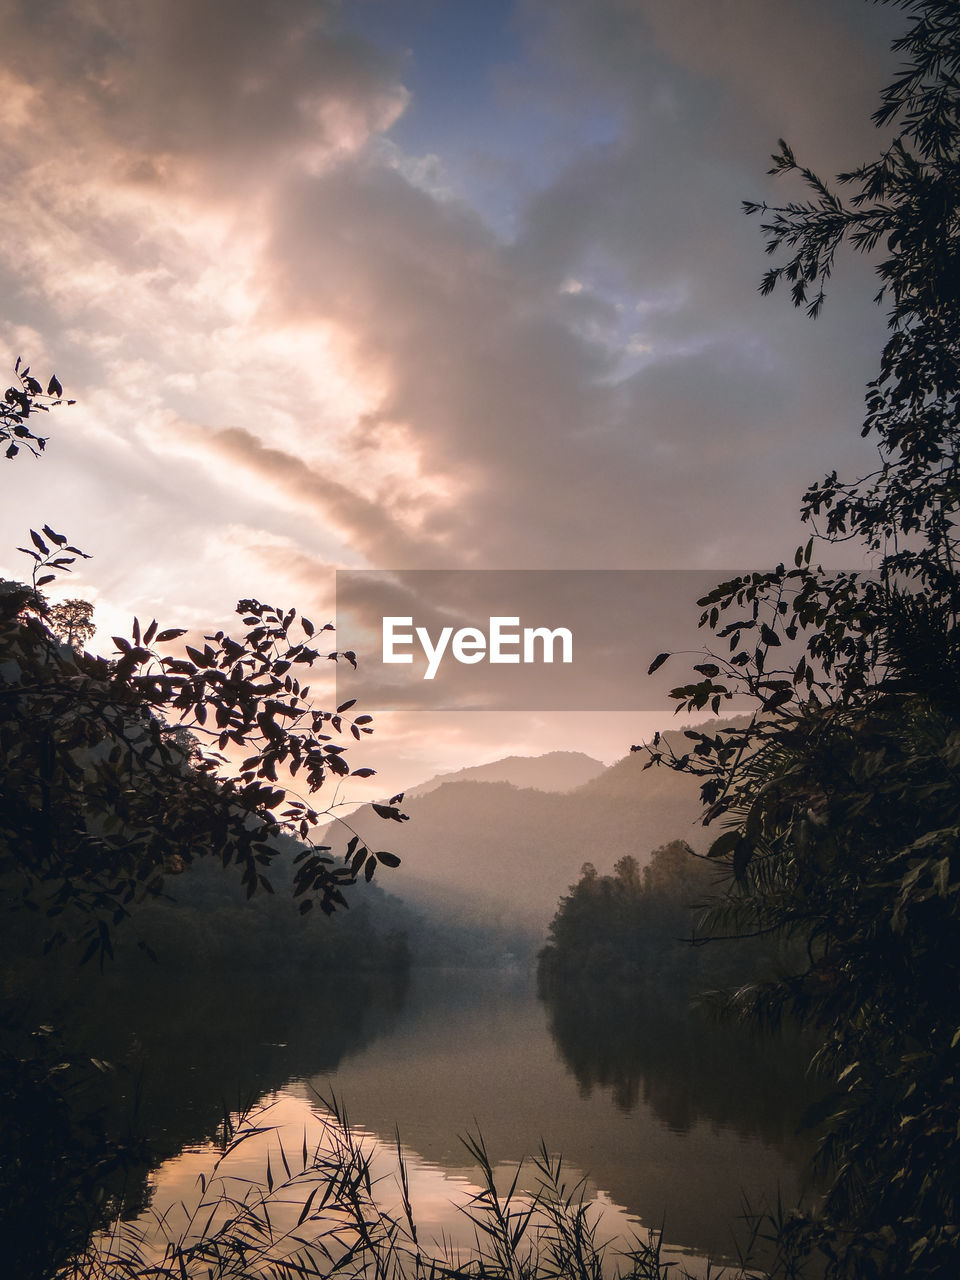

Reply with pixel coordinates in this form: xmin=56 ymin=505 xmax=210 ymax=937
xmin=115 ymin=1090 xmax=709 ymax=1277
xmin=10 ymin=964 xmax=820 ymax=1275
xmin=0 ymin=962 xmax=408 ymax=1278
xmin=308 ymin=969 xmax=816 ymax=1263
xmin=542 ymin=982 xmax=822 ymax=1146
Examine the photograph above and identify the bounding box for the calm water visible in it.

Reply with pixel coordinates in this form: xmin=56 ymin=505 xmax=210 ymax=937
xmin=123 ymin=967 xmax=818 ymax=1273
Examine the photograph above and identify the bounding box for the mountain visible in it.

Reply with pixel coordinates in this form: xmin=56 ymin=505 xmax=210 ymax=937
xmin=333 ymin=726 xmax=724 ymax=934
xmin=406 ymin=750 xmax=605 ymax=798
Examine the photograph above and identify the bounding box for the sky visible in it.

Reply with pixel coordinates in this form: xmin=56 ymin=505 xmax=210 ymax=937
xmin=0 ymin=0 xmax=905 ymax=794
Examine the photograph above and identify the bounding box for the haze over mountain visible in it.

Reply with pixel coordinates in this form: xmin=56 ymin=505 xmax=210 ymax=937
xmin=336 ymin=726 xmax=723 ymax=933
xmin=406 ymin=751 xmax=605 ymax=799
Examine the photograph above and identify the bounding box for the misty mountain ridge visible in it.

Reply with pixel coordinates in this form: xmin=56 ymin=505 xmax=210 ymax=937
xmin=406 ymin=750 xmax=605 ymax=798
xmin=338 ymin=722 xmax=735 ymax=932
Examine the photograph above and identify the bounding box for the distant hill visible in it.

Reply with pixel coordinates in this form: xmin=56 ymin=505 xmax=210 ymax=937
xmin=407 ymin=750 xmax=605 ymax=798
xmin=332 ymin=726 xmax=728 ymax=933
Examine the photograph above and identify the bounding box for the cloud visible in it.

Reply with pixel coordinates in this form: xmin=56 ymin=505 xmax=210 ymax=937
xmin=0 ymin=0 xmax=896 ymax=592
xmin=257 ymin=108 xmax=886 ymax=569
xmin=0 ymin=0 xmax=907 ymax=780
xmin=207 ymin=425 xmax=431 ymax=568
xmin=518 ymin=0 xmax=899 ymax=163
xmin=261 ymin=159 xmax=635 ymax=563
xmin=0 ymin=0 xmax=408 ymax=188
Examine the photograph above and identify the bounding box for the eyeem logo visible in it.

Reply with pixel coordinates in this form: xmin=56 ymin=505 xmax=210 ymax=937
xmin=383 ymin=616 xmax=573 ymax=680
xmin=335 ymin=568 xmax=749 ymax=711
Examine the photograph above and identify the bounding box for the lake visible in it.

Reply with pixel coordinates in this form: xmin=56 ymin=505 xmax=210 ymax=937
xmin=105 ymin=966 xmax=819 ymax=1276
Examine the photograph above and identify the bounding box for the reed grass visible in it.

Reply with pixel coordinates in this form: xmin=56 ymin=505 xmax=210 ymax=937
xmin=53 ymin=1095 xmax=803 ymax=1280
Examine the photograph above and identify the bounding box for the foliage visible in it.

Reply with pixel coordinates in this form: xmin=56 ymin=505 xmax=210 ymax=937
xmin=0 ymin=377 xmax=406 ymax=966
xmin=644 ymin=2 xmax=960 ymax=1275
xmin=0 ymin=356 xmax=72 ymax=460
xmin=1 ymin=839 xmax=414 ymax=998
xmin=688 ymin=600 xmax=960 ymax=1276
xmin=743 ymin=0 xmax=960 ymax=606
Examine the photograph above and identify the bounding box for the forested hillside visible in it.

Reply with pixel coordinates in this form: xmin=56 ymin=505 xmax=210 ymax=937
xmin=336 ymin=727 xmax=728 ymax=928
xmin=538 ymin=839 xmax=779 ymax=992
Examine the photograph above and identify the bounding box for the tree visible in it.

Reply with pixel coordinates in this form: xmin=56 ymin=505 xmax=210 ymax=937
xmin=646 ymin=3 xmax=960 ymax=1274
xmin=0 ymin=371 xmax=406 ymax=966
xmin=47 ymin=597 xmax=95 ymax=648
xmin=537 ymin=842 xmax=728 ymax=990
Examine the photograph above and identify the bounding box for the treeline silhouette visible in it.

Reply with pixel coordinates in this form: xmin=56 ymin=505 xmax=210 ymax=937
xmin=537 ymin=840 xmax=777 ymax=994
